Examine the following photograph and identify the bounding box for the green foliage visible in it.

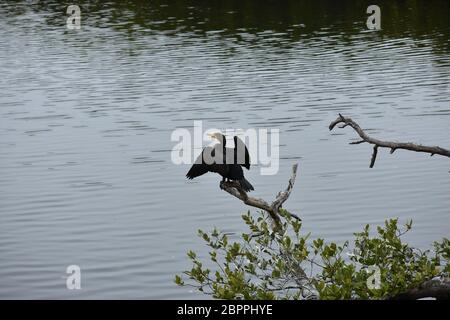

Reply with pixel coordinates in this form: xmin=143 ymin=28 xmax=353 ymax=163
xmin=175 ymin=210 xmax=449 ymax=300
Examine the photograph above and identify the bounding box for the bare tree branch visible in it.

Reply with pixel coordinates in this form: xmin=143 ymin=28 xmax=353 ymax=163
xmin=220 ymin=163 xmax=300 ymax=227
xmin=389 ymin=277 xmax=450 ymax=300
xmin=271 ymin=163 xmax=298 ymax=215
xmin=329 ymin=114 xmax=450 ymax=168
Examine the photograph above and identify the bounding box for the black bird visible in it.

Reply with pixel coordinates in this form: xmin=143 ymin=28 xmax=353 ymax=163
xmin=186 ymin=132 xmax=254 ymax=192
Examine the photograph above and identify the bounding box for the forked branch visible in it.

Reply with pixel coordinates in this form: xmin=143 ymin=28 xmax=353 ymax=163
xmin=329 ymin=114 xmax=450 ymax=168
xmin=220 ymin=164 xmax=300 ymax=227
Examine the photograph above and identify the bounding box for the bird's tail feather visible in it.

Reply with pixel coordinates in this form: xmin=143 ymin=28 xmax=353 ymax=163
xmin=239 ymin=178 xmax=254 ymax=192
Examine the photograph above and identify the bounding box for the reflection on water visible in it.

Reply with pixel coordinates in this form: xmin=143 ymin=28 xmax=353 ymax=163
xmin=0 ymin=0 xmax=449 ymax=299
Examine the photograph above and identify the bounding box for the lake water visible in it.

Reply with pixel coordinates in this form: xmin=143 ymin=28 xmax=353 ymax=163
xmin=0 ymin=0 xmax=449 ymax=299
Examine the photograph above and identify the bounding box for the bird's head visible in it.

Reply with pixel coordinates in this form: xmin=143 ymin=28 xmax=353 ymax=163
xmin=207 ymin=131 xmax=226 ymax=144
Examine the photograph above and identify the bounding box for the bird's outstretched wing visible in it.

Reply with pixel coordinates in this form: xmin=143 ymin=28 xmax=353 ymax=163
xmin=234 ymin=136 xmax=250 ymax=170
xmin=186 ymin=146 xmax=214 ymax=179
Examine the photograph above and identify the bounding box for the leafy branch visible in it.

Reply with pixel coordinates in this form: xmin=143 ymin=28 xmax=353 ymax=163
xmin=176 ymin=212 xmax=449 ymax=300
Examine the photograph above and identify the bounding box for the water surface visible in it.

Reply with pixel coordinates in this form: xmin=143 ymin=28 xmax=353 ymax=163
xmin=0 ymin=0 xmax=449 ymax=299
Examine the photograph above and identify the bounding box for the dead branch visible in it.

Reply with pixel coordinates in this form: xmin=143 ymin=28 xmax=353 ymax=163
xmin=329 ymin=114 xmax=450 ymax=168
xmin=389 ymin=277 xmax=450 ymax=300
xmin=220 ymin=163 xmax=300 ymax=227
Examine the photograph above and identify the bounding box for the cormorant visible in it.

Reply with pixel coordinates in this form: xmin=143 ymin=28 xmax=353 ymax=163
xmin=186 ymin=132 xmax=254 ymax=192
